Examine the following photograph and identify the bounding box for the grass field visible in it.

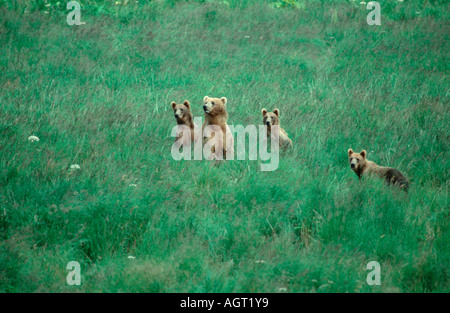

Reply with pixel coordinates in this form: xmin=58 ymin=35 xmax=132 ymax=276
xmin=0 ymin=0 xmax=448 ymax=292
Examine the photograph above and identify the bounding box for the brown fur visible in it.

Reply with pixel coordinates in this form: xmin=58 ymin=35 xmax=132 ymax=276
xmin=202 ymin=96 xmax=234 ymax=159
xmin=348 ymin=149 xmax=409 ymax=191
xmin=262 ymin=108 xmax=293 ymax=150
xmin=171 ymin=100 xmax=200 ymax=146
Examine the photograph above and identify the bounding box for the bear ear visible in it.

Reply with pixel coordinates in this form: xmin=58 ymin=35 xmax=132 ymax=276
xmin=273 ymin=109 xmax=280 ymax=117
xmin=348 ymin=149 xmax=354 ymax=157
xmin=221 ymin=97 xmax=227 ymax=105
xmin=262 ymin=108 xmax=267 ymax=116
xmin=203 ymin=96 xmax=209 ymax=102
xmin=360 ymin=150 xmax=366 ymax=159
xmin=171 ymin=102 xmax=176 ymax=110
xmin=183 ymin=100 xmax=190 ymax=110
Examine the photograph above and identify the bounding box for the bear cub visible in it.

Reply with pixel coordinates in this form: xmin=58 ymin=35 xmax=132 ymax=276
xmin=348 ymin=149 xmax=409 ymax=191
xmin=171 ymin=100 xmax=200 ymax=147
xmin=202 ymin=96 xmax=234 ymax=159
xmin=262 ymin=108 xmax=293 ymax=150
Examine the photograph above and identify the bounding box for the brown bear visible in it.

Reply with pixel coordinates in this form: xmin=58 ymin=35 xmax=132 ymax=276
xmin=202 ymin=96 xmax=234 ymax=159
xmin=348 ymin=149 xmax=409 ymax=191
xmin=262 ymin=108 xmax=293 ymax=150
xmin=171 ymin=100 xmax=200 ymax=147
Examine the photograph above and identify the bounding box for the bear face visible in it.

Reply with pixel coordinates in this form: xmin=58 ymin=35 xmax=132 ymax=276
xmin=203 ymin=96 xmax=227 ymax=117
xmin=172 ymin=100 xmax=191 ymax=124
xmin=348 ymin=149 xmax=367 ymax=173
xmin=262 ymin=108 xmax=280 ymax=128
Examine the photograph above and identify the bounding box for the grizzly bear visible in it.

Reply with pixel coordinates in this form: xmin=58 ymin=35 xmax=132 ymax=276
xmin=348 ymin=149 xmax=409 ymax=191
xmin=202 ymin=96 xmax=234 ymax=159
xmin=171 ymin=100 xmax=200 ymax=147
xmin=262 ymin=108 xmax=293 ymax=150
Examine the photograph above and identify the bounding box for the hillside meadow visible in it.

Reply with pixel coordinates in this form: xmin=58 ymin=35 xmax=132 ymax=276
xmin=0 ymin=0 xmax=448 ymax=292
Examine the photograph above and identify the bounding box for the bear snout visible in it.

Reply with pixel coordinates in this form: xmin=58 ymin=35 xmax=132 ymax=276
xmin=350 ymin=163 xmax=355 ymax=169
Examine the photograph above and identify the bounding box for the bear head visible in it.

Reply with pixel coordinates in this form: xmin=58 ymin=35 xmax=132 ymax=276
xmin=348 ymin=149 xmax=367 ymax=172
xmin=203 ymin=96 xmax=227 ymax=116
xmin=171 ymin=100 xmax=192 ymax=123
xmin=262 ymin=108 xmax=280 ymax=128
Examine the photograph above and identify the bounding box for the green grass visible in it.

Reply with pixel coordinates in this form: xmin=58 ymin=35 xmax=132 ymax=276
xmin=0 ymin=0 xmax=449 ymax=292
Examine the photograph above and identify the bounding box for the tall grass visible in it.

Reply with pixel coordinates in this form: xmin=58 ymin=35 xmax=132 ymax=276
xmin=0 ymin=0 xmax=448 ymax=292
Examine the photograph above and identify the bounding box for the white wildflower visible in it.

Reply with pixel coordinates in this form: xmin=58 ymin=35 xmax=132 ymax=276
xmin=28 ymin=135 xmax=39 ymax=142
